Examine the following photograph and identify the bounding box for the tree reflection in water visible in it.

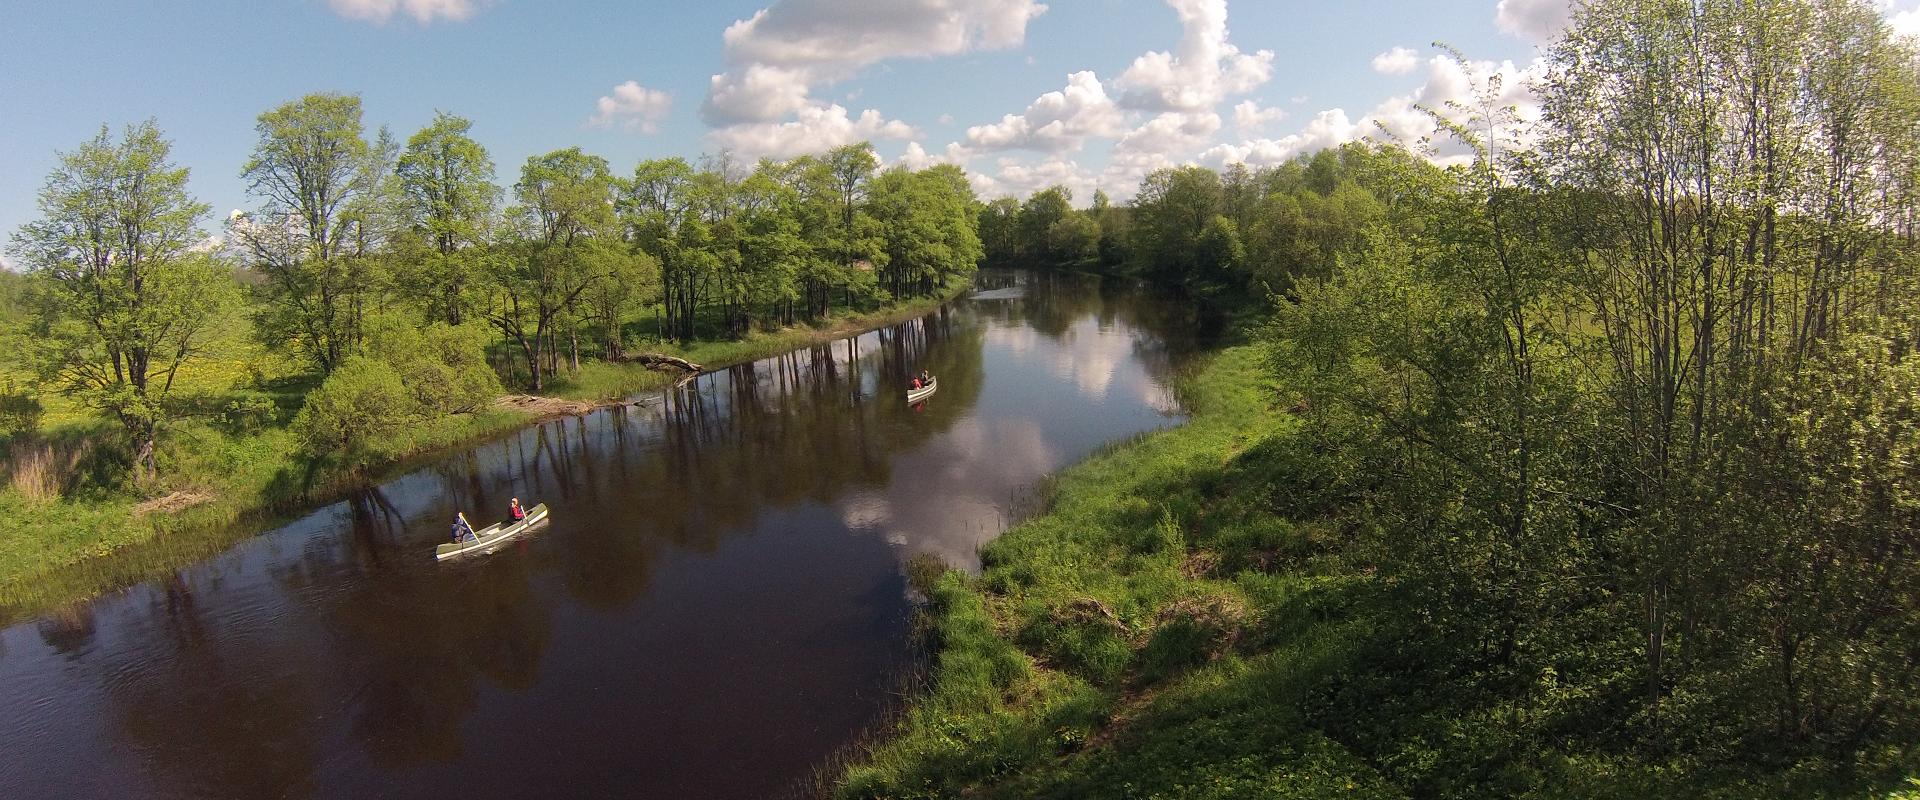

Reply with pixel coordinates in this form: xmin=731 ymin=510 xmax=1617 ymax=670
xmin=0 ymin=271 xmax=1203 ymax=800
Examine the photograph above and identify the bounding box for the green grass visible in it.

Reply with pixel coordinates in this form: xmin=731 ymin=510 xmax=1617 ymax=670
xmin=829 ymin=346 xmax=1917 ymax=799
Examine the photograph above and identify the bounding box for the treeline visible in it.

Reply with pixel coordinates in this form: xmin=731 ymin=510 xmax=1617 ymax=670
xmin=981 ymin=150 xmax=1383 ymax=311
xmin=3 ymin=96 xmax=981 ymax=483
xmin=858 ymin=0 xmax=1920 ymax=793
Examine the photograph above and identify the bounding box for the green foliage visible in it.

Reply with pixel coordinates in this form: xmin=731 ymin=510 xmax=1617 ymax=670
xmin=0 ymin=387 xmax=42 ymax=440
xmin=6 ymin=121 xmax=235 ymax=479
xmin=290 ymin=355 xmax=416 ymax=466
xmin=235 ymin=92 xmax=384 ymax=374
xmin=364 ymin=314 xmax=503 ymax=415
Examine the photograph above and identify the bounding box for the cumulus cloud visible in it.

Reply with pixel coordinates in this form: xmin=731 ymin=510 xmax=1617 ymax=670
xmin=1372 ymin=46 xmax=1420 ymax=75
xmin=589 ymin=80 xmax=673 ymax=134
xmin=1890 ymin=2 xmax=1920 ymax=38
xmin=896 ymin=141 xmax=975 ymax=171
xmin=969 ymin=155 xmax=1098 ymax=202
xmin=1202 ymin=108 xmax=1359 ymax=168
xmin=699 ymin=0 xmax=1045 ymax=160
xmin=1232 ymin=100 xmax=1286 ymax=137
xmin=1495 ymin=0 xmax=1572 ymax=42
xmin=1206 ymin=54 xmax=1545 ymax=169
xmin=327 ymin=0 xmax=481 ymax=24
xmin=707 ymin=104 xmax=917 ymax=159
xmin=1115 ymin=0 xmax=1274 ymax=111
xmin=1099 ymin=110 xmax=1223 ymax=191
xmin=701 ymin=0 xmax=1047 ymax=125
xmin=964 ymin=71 xmax=1126 ymax=153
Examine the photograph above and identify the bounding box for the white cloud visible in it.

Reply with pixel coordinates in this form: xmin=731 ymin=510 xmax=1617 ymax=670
xmin=970 ymin=155 xmax=1098 ymax=202
xmin=326 ymin=0 xmax=481 ymax=24
xmin=703 ymin=65 xmax=815 ymax=125
xmin=698 ymin=0 xmax=1044 ymax=162
xmin=964 ymin=71 xmax=1126 ymax=153
xmin=702 ymin=0 xmax=1047 ymax=125
xmin=1890 ymin=3 xmax=1920 ymax=38
xmin=1100 ymin=110 xmax=1222 ymax=192
xmin=1232 ymin=100 xmax=1285 ymax=136
xmin=707 ymin=104 xmax=917 ymax=159
xmin=1495 ymin=0 xmax=1572 ymax=42
xmin=1206 ymin=54 xmax=1545 ymax=169
xmin=1202 ymin=108 xmax=1359 ymax=167
xmin=937 ymin=113 xmax=955 ymax=125
xmin=895 ymin=141 xmax=973 ymax=171
xmin=589 ymin=80 xmax=673 ymax=134
xmin=1114 ymin=0 xmax=1274 ymax=111
xmin=1372 ymin=46 xmax=1420 ymax=75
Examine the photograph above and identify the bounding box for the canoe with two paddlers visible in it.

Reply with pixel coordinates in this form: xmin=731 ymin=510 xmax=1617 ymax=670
xmin=435 ymin=503 xmax=550 ymax=561
xmin=907 ymin=377 xmax=938 ymax=403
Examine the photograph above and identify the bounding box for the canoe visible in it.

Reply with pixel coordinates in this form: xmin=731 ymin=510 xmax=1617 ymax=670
xmin=435 ymin=503 xmax=550 ymax=561
xmin=907 ymin=377 xmax=938 ymax=403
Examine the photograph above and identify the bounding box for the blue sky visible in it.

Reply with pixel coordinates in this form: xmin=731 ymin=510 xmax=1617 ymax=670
xmin=4 ymin=0 xmax=1918 ymax=255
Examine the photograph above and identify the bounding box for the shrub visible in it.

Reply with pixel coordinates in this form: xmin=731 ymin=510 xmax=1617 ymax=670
xmin=291 ymin=356 xmax=417 ymax=468
xmin=0 ymin=388 xmax=41 ymax=440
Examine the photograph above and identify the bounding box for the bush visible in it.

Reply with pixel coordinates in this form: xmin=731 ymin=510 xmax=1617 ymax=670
xmin=291 ymin=356 xmax=417 ymax=467
xmin=0 ymin=388 xmax=42 ymax=440
xmin=364 ymin=316 xmax=502 ymax=415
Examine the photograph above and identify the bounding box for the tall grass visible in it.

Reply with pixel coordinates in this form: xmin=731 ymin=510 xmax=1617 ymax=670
xmin=4 ymin=439 xmax=91 ymax=503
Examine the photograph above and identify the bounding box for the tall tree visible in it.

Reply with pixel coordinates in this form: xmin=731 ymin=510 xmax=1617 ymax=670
xmin=233 ymin=92 xmax=382 ymax=374
xmin=7 ymin=122 xmax=236 ymax=481
xmin=489 ymin=148 xmax=615 ymax=391
xmin=394 ymin=112 xmax=499 ymax=325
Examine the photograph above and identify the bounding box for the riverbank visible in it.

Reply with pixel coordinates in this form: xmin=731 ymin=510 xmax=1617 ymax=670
xmin=828 ymin=345 xmax=1914 ymax=799
xmin=0 ymin=278 xmax=973 ymax=623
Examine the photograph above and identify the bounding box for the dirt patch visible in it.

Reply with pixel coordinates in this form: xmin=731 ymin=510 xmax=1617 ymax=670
xmin=133 ymin=490 xmax=215 ymax=516
xmin=495 ymin=394 xmax=602 ymax=419
xmin=1181 ymin=549 xmax=1221 ymax=579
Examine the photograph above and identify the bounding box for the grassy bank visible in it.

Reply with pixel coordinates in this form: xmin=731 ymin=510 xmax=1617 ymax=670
xmin=830 ymin=346 xmax=1915 ymax=799
xmin=0 ymin=280 xmax=970 ymax=622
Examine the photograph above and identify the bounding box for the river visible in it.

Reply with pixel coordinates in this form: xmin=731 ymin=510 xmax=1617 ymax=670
xmin=0 ymin=270 xmax=1203 ymax=799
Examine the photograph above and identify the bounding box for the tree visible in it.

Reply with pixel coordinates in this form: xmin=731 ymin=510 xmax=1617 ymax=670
xmin=488 ymin=148 xmax=615 ymax=391
xmin=1129 ymin=167 xmax=1237 ymax=297
xmin=7 ymin=121 xmax=235 ymax=481
xmin=1016 ymin=186 xmax=1073 ymax=263
xmin=234 ymin=92 xmax=384 ymax=374
xmin=393 ymin=112 xmax=499 ymax=325
xmin=869 ymin=165 xmax=984 ymax=298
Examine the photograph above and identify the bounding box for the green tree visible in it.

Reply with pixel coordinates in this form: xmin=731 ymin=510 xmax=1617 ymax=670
xmin=489 ymin=148 xmax=615 ymax=391
xmin=234 ymin=92 xmax=383 ymax=374
xmin=7 ymin=121 xmax=236 ymax=481
xmin=393 ymin=112 xmax=499 ymax=325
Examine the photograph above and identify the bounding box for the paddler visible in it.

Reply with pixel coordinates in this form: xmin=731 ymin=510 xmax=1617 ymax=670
xmin=450 ymin=512 xmax=478 ymax=543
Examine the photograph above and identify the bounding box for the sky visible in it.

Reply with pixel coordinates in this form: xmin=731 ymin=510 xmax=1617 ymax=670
xmin=4 ymin=0 xmax=1919 ymax=264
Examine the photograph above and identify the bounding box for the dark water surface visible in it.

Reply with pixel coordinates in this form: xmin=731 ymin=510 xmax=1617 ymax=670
xmin=0 ymin=271 xmax=1201 ymax=799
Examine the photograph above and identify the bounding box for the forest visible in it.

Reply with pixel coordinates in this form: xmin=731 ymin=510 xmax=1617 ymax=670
xmin=840 ymin=0 xmax=1920 ymax=797
xmin=0 ymin=98 xmax=980 ymax=610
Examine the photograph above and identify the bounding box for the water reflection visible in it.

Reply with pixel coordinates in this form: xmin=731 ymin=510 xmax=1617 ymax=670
xmin=0 ymin=270 xmax=1201 ymax=800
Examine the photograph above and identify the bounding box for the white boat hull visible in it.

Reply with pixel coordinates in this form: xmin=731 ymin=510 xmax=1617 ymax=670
xmin=435 ymin=504 xmax=550 ymax=561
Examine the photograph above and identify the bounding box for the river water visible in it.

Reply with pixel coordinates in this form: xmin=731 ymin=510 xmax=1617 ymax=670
xmin=0 ymin=270 xmax=1202 ymax=799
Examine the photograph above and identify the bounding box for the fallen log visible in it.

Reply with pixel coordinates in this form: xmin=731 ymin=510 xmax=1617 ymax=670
xmin=619 ymin=353 xmax=704 ymax=373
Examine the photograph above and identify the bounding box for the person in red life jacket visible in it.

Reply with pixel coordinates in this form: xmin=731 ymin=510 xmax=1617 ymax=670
xmin=509 ymin=497 xmax=526 ymax=521
xmin=910 ymin=376 xmax=922 ymax=390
